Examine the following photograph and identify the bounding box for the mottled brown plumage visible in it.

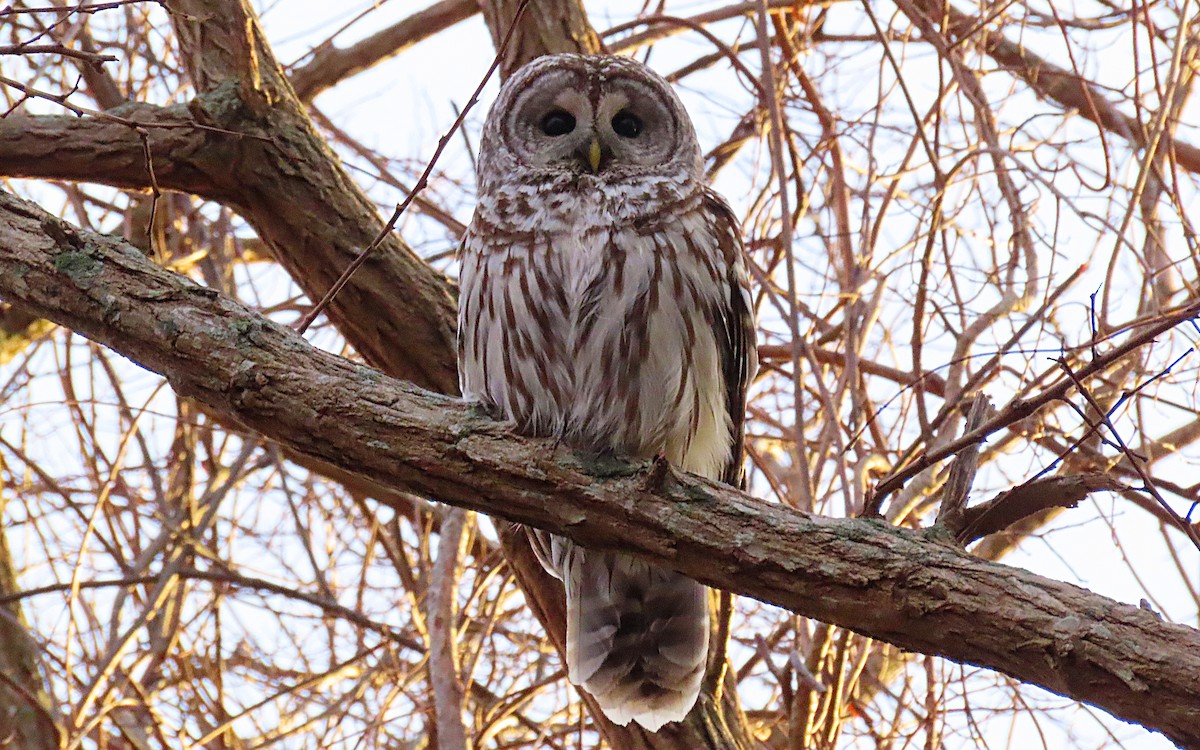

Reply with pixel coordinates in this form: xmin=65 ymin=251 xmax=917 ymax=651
xmin=458 ymin=53 xmax=756 ymax=731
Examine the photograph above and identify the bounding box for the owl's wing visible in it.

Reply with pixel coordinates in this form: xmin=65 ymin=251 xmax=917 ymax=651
xmin=704 ymin=189 xmax=758 ymax=489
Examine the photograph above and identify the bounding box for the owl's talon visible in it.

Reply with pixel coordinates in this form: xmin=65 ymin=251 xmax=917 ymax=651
xmin=639 ymin=453 xmax=672 ymax=492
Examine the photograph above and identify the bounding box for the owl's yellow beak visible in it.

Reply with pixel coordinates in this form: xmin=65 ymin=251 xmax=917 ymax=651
xmin=584 ymin=138 xmax=604 ymax=173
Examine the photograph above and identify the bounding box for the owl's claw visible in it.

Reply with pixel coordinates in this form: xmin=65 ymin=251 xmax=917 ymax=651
xmin=639 ymin=452 xmax=672 ymax=492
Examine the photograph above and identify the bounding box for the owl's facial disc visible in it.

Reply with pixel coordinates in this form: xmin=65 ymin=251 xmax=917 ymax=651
xmin=504 ymin=69 xmax=680 ymax=176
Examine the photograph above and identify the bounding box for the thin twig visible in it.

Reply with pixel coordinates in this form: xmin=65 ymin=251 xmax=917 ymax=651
xmin=0 ymin=42 xmax=117 ymax=64
xmin=1055 ymin=357 xmax=1200 ymax=550
xmin=870 ymin=299 xmax=1200 ymax=504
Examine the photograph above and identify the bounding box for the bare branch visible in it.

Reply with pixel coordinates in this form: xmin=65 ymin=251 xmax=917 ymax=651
xmin=427 ymin=509 xmax=469 ymax=750
xmin=903 ymin=0 xmax=1200 ymax=176
xmin=289 ymin=0 xmax=477 ymax=103
xmin=0 ymin=42 xmax=117 ymax=65
xmin=935 ymin=393 xmax=993 ymax=535
xmin=957 ymin=474 xmax=1128 ymax=545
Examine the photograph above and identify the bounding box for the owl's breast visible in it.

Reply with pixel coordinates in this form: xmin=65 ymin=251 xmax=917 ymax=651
xmin=459 ymin=206 xmax=733 ymax=480
xmin=474 ymin=173 xmax=697 ymax=234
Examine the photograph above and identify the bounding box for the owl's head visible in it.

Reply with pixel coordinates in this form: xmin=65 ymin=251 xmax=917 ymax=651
xmin=477 ymin=54 xmax=703 ymax=193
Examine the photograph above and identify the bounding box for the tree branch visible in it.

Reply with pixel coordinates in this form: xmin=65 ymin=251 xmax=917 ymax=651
xmin=427 ymin=509 xmax=469 ymax=750
xmin=957 ymin=473 xmax=1128 ymax=545
xmin=478 ymin=0 xmax=604 ymax=79
xmin=2 ymin=190 xmax=1199 ymax=747
xmin=0 ymin=493 xmax=59 ymax=750
xmin=289 ymin=0 xmax=477 ymax=103
xmin=905 ymin=0 xmax=1200 ymax=176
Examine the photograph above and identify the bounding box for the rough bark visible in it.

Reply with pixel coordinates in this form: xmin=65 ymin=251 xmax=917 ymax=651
xmin=196 ymin=0 xmax=463 ymax=393
xmin=2 ymin=190 xmax=1199 ymax=748
xmin=479 ymin=0 xmax=605 ymax=79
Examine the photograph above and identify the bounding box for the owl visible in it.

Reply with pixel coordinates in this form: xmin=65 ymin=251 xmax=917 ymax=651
xmin=458 ymin=53 xmax=756 ymax=731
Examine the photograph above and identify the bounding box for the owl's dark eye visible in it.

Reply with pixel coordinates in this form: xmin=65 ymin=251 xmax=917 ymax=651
xmin=540 ymin=110 xmax=576 ymax=137
xmin=611 ymin=110 xmax=643 ymax=138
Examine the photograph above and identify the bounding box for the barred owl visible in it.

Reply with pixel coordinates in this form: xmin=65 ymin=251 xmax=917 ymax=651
xmin=458 ymin=53 xmax=756 ymax=731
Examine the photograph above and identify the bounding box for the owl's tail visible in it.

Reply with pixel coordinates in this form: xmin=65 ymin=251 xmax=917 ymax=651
xmin=558 ymin=540 xmax=709 ymax=732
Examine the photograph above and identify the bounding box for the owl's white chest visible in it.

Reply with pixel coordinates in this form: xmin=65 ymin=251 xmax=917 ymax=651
xmin=557 ymin=230 xmax=605 ymax=304
xmin=459 ymin=214 xmax=733 ymax=480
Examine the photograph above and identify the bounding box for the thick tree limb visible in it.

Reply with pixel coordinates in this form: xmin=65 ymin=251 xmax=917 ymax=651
xmin=2 ymin=190 xmax=1199 ymax=747
xmin=0 ymin=104 xmax=459 ymax=395
xmin=0 ymin=104 xmax=235 ymax=199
